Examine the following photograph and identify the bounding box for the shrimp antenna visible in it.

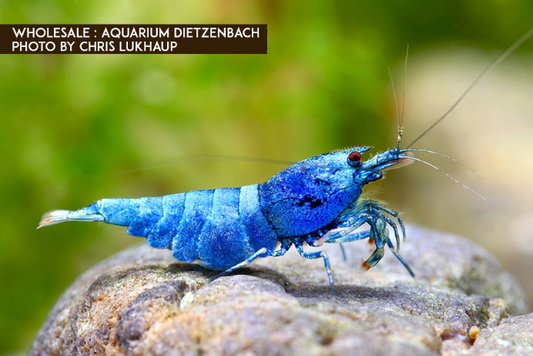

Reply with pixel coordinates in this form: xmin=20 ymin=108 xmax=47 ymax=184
xmin=111 ymin=155 xmax=295 ymax=178
xmin=392 ymin=44 xmax=409 ymax=151
xmin=406 ymin=28 xmax=533 ymax=149
xmin=401 ymin=148 xmax=481 ymax=179
xmin=388 ymin=67 xmax=400 ymax=147
xmin=408 ymin=156 xmax=485 ymax=200
xmin=400 ymin=44 xmax=409 ymax=148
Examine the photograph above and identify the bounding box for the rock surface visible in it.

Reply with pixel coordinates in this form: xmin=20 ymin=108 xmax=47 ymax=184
xmin=31 ymin=225 xmax=530 ymax=355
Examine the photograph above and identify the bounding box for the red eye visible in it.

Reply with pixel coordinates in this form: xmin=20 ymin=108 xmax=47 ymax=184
xmin=348 ymin=151 xmax=361 ymax=162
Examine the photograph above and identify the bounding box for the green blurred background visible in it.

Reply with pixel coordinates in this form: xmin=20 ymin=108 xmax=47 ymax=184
xmin=2 ymin=1 xmax=533 ymax=354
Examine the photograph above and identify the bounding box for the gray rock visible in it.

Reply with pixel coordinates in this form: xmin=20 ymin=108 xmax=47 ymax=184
xmin=467 ymin=313 xmax=533 ymax=356
xmin=31 ymin=225 xmax=530 ymax=355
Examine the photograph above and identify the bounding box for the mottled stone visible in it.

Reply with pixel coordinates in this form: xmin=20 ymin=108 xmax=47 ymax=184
xmin=467 ymin=313 xmax=533 ymax=355
xmin=31 ymin=225 xmax=529 ymax=355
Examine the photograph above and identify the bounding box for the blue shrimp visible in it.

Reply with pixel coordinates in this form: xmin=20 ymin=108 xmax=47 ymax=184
xmin=38 ymin=29 xmax=533 ymax=292
xmin=39 ymin=147 xmax=415 ymax=292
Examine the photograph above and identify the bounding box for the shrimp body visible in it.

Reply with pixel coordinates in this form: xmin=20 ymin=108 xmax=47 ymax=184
xmin=39 ymin=147 xmax=415 ymax=291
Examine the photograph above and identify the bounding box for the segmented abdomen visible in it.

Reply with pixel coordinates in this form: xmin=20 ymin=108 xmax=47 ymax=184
xmin=98 ymin=185 xmax=277 ymax=270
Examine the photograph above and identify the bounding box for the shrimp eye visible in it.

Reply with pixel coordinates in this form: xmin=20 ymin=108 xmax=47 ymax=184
xmin=347 ymin=151 xmax=362 ymax=167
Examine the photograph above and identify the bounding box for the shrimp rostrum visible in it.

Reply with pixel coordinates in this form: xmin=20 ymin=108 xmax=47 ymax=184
xmin=39 ymin=146 xmax=416 ymax=292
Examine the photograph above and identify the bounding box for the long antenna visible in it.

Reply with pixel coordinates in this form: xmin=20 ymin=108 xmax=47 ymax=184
xmin=388 ymin=66 xmax=400 ymax=147
xmin=400 ymin=44 xmax=409 ymax=148
xmin=393 ymin=44 xmax=409 ymax=151
xmin=406 ymin=28 xmax=533 ymax=149
xmin=111 ymin=155 xmax=295 ymax=178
